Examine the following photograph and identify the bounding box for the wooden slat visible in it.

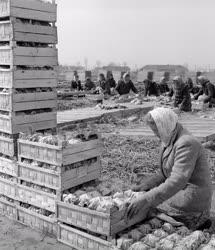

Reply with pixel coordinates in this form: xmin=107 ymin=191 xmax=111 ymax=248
xmin=13 ymin=100 xmax=57 ymax=111
xmin=10 ymin=0 xmax=57 ymax=13
xmin=13 ymin=92 xmax=57 ymax=103
xmin=14 ymin=70 xmax=57 ymax=79
xmin=14 ymin=32 xmax=57 ymax=44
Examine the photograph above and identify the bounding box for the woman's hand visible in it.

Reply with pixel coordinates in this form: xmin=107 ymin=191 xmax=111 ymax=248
xmin=125 ymin=193 xmax=150 ymax=222
xmin=131 ymin=184 xmax=149 ymax=192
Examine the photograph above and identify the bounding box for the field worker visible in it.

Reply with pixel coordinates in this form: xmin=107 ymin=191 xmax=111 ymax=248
xmin=71 ymin=74 xmax=83 ymax=91
xmin=159 ymin=76 xmax=169 ymax=95
xmin=144 ymin=78 xmax=159 ymax=97
xmin=128 ymin=108 xmax=212 ymax=230
xmin=115 ymin=72 xmax=138 ymax=96
xmin=98 ymin=73 xmax=111 ymax=95
xmin=84 ymin=77 xmax=95 ymax=91
xmin=168 ymin=76 xmax=191 ymax=112
xmin=106 ymin=72 xmax=116 ymax=89
xmin=194 ymin=76 xmax=215 ymax=107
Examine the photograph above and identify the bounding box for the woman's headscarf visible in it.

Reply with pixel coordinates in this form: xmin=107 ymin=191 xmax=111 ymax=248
xmin=149 ymin=107 xmax=179 ymax=146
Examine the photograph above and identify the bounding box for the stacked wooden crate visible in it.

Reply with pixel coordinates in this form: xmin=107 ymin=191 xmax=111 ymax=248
xmin=0 ymin=0 xmax=58 ymax=236
xmin=0 ymin=0 xmax=58 ymax=158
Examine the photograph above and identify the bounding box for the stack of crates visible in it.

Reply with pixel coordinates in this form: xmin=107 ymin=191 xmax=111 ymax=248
xmin=0 ymin=0 xmax=58 ymax=236
xmin=0 ymin=0 xmax=58 ymax=158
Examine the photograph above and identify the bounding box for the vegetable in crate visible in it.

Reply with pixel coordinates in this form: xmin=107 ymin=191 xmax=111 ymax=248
xmin=117 ymin=238 xmax=133 ymax=250
xmin=142 ymin=234 xmax=160 ymax=248
xmin=128 ymin=229 xmax=143 ymax=242
xmin=128 ymin=242 xmax=149 ymax=250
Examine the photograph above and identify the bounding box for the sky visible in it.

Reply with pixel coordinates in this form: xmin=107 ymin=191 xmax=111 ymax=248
xmin=56 ymin=0 xmax=215 ymax=69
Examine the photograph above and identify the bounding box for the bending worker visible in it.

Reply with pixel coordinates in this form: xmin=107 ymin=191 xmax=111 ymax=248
xmin=128 ymin=108 xmax=212 ymax=230
xmin=115 ymin=72 xmax=138 ymax=95
xmin=194 ymin=76 xmax=215 ymax=108
xmin=168 ymin=76 xmax=192 ymax=112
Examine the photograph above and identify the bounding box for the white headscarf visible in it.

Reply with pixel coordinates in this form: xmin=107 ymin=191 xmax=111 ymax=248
xmin=149 ymin=107 xmax=179 ymax=146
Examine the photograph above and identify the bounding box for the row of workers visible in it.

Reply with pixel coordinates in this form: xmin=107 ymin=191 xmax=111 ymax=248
xmin=71 ymin=73 xmax=215 ymax=112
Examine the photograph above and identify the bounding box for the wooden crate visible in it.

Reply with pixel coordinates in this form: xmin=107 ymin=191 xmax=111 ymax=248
xmin=58 ymin=223 xmax=114 ymax=250
xmin=0 ymin=156 xmax=17 ymax=176
xmin=0 ymin=20 xmax=57 ymax=44
xmin=18 ymin=157 xmax=101 ymax=191
xmin=0 ymin=0 xmax=57 ymax=22
xmin=18 ymin=138 xmax=103 ymax=166
xmin=0 ymin=46 xmax=58 ymax=67
xmin=0 ymin=176 xmax=16 ymax=199
xmin=57 ymin=202 xmax=148 ymax=237
xmin=211 ymin=182 xmax=215 ymax=216
xmin=0 ymin=70 xmax=57 ymax=89
xmin=0 ymin=197 xmax=17 ymax=219
xmin=16 ymin=183 xmax=56 ymax=212
xmin=17 ymin=205 xmax=57 ymax=236
xmin=0 ymin=135 xmax=16 ymax=157
xmin=0 ymin=91 xmax=57 ymax=112
xmin=206 ymin=149 xmax=215 ymax=169
xmin=0 ymin=111 xmax=57 ymax=134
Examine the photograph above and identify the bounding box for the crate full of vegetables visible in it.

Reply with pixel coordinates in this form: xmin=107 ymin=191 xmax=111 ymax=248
xmin=16 ymin=182 xmax=56 ymax=213
xmin=0 ymin=19 xmax=57 ymax=44
xmin=0 ymin=89 xmax=57 ymax=112
xmin=57 ymin=187 xmax=149 ymax=237
xmin=17 ymin=204 xmax=57 ymax=236
xmin=0 ymin=0 xmax=57 ymax=22
xmin=0 ymin=46 xmax=58 ymax=67
xmin=18 ymin=133 xmax=103 ymax=166
xmin=18 ymin=157 xmax=101 ymax=191
xmin=0 ymin=70 xmax=57 ymax=89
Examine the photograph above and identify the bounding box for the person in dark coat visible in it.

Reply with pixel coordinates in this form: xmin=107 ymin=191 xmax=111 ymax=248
xmin=71 ymin=75 xmax=82 ymax=91
xmin=128 ymin=108 xmax=212 ymax=230
xmin=115 ymin=73 xmax=138 ymax=95
xmin=168 ymin=76 xmax=192 ymax=112
xmin=144 ymin=79 xmax=159 ymax=97
xmin=159 ymin=77 xmax=170 ymax=95
xmin=98 ymin=73 xmax=111 ymax=95
xmin=106 ymin=72 xmax=116 ymax=89
xmin=194 ymin=76 xmax=215 ymax=107
xmin=84 ymin=77 xmax=95 ymax=91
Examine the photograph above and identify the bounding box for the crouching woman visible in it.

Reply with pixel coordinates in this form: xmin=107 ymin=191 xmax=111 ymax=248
xmin=127 ymin=107 xmax=212 ymax=230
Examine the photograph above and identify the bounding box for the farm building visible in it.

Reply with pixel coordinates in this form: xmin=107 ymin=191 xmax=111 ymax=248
xmin=137 ymin=64 xmax=189 ymax=82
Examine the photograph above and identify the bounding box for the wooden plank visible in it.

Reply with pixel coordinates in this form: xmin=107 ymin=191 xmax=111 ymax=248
xmin=14 ymin=70 xmax=57 ymax=79
xmin=13 ymin=100 xmax=57 ymax=111
xmin=13 ymin=56 xmax=58 ymax=66
xmin=14 ymin=32 xmax=57 ymax=44
xmin=13 ymin=92 xmax=57 ymax=103
xmin=63 ymin=139 xmax=102 ymax=156
xmin=63 ymin=148 xmax=103 ymax=166
xmin=14 ymin=79 xmax=57 ymax=88
xmin=14 ymin=112 xmax=56 ymax=124
xmin=10 ymin=0 xmax=57 ymax=13
xmin=14 ymin=22 xmax=57 ymax=35
xmin=10 ymin=7 xmax=57 ymax=22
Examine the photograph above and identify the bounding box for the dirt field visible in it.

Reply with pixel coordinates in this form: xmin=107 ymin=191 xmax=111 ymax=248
xmin=0 ymin=216 xmax=72 ymax=250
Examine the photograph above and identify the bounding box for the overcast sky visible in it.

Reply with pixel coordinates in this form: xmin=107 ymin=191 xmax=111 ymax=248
xmin=57 ymin=0 xmax=215 ymax=69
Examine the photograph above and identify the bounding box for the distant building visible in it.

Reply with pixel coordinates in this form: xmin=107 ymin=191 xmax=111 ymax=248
xmin=58 ymin=66 xmax=85 ymax=81
xmin=137 ymin=64 xmax=189 ymax=82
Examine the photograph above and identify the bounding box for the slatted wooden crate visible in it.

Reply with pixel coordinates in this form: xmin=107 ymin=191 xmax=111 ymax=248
xmin=0 ymin=111 xmax=57 ymax=134
xmin=18 ymin=137 xmax=103 ymax=166
xmin=16 ymin=183 xmax=56 ymax=212
xmin=0 ymin=0 xmax=57 ymax=22
xmin=0 ymin=46 xmax=58 ymax=67
xmin=0 ymin=176 xmax=16 ymax=199
xmin=17 ymin=205 xmax=57 ymax=236
xmin=0 ymin=197 xmax=17 ymax=219
xmin=57 ymin=202 xmax=148 ymax=237
xmin=58 ymin=223 xmax=114 ymax=250
xmin=18 ymin=157 xmax=101 ymax=191
xmin=0 ymin=91 xmax=57 ymax=112
xmin=0 ymin=135 xmax=16 ymax=157
xmin=0 ymin=20 xmax=57 ymax=44
xmin=0 ymin=156 xmax=17 ymax=176
xmin=0 ymin=70 xmax=57 ymax=89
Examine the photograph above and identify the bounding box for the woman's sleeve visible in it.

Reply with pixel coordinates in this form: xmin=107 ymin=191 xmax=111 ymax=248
xmin=140 ymin=171 xmax=166 ymax=191
xmin=144 ymin=139 xmax=199 ymax=207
